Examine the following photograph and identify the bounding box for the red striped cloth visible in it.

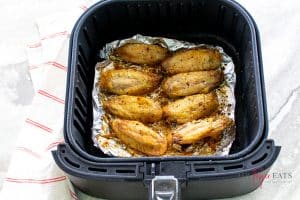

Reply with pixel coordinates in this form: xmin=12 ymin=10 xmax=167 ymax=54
xmin=0 ymin=1 xmax=98 ymax=199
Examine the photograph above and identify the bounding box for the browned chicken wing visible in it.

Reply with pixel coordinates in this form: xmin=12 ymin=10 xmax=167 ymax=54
xmin=113 ymin=43 xmax=168 ymax=65
xmin=163 ymin=92 xmax=219 ymax=124
xmin=103 ymin=95 xmax=162 ymax=123
xmin=162 ymin=70 xmax=223 ymax=97
xmin=110 ymin=119 xmax=168 ymax=156
xmin=100 ymin=69 xmax=161 ymax=95
xmin=162 ymin=48 xmax=222 ymax=74
xmin=173 ymin=115 xmax=233 ymax=144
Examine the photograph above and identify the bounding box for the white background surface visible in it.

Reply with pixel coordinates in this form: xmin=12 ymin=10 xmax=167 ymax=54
xmin=0 ymin=0 xmax=299 ymax=199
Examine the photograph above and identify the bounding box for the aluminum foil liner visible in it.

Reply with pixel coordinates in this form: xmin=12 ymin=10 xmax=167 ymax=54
xmin=92 ymin=34 xmax=236 ymax=157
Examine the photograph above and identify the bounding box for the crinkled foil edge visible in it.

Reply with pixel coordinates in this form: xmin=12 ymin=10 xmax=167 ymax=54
xmin=92 ymin=34 xmax=236 ymax=157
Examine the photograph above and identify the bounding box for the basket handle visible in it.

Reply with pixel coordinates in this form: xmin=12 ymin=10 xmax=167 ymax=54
xmin=149 ymin=176 xmax=180 ymax=200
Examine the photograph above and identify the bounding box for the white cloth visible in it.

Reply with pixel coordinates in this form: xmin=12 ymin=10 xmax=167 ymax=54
xmin=0 ymin=1 xmax=97 ymax=199
xmin=0 ymin=0 xmax=300 ymax=200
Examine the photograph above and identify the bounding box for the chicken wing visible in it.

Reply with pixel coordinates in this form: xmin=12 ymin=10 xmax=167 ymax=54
xmin=163 ymin=92 xmax=219 ymax=124
xmin=110 ymin=119 xmax=168 ymax=156
xmin=162 ymin=70 xmax=223 ymax=97
xmin=113 ymin=43 xmax=168 ymax=65
xmin=173 ymin=115 xmax=233 ymax=144
xmin=162 ymin=48 xmax=222 ymax=74
xmin=103 ymin=95 xmax=162 ymax=123
xmin=100 ymin=69 xmax=161 ymax=95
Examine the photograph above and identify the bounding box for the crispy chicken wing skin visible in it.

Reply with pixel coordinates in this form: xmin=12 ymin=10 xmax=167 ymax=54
xmin=173 ymin=115 xmax=233 ymax=144
xmin=163 ymin=92 xmax=219 ymax=124
xmin=104 ymin=95 xmax=162 ymax=123
xmin=100 ymin=69 xmax=161 ymax=95
xmin=110 ymin=119 xmax=168 ymax=156
xmin=162 ymin=48 xmax=222 ymax=74
xmin=113 ymin=43 xmax=168 ymax=65
xmin=162 ymin=70 xmax=223 ymax=97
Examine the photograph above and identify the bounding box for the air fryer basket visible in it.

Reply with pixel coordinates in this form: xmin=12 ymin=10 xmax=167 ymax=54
xmin=54 ymin=0 xmax=280 ymax=199
xmin=64 ymin=0 xmax=269 ymax=162
xmin=53 ymin=139 xmax=280 ymax=199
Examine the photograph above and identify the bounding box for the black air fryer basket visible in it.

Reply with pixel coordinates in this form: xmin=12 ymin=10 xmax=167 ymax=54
xmin=53 ymin=0 xmax=280 ymax=199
